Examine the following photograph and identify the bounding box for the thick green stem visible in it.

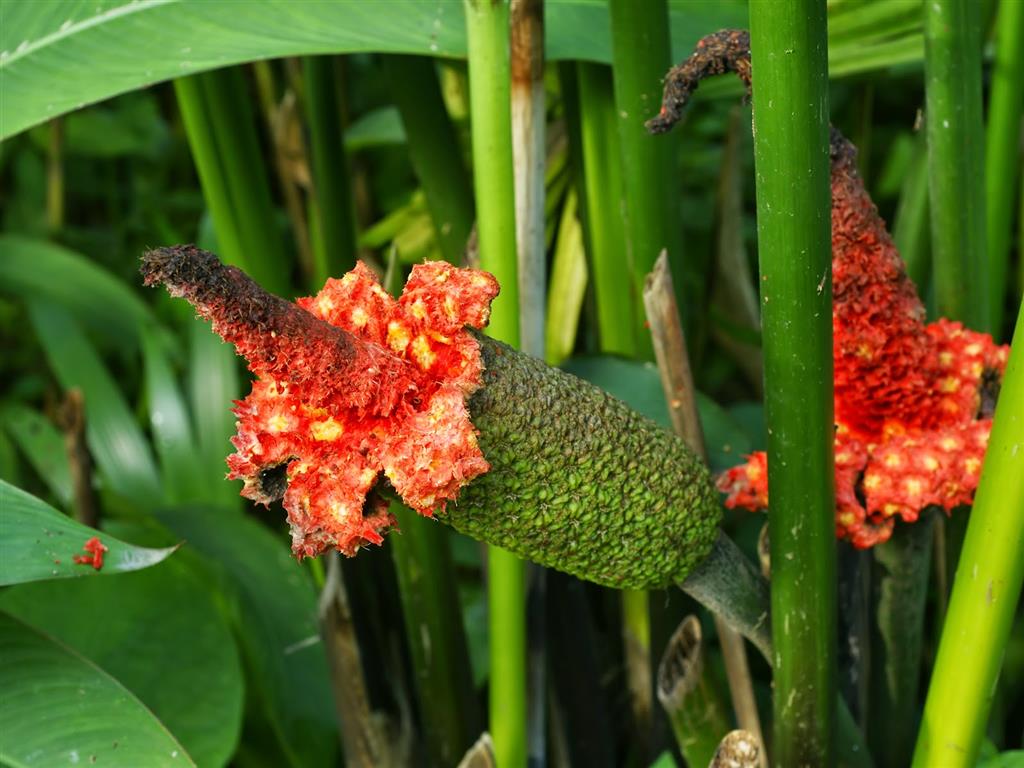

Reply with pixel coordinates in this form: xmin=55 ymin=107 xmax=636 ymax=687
xmin=389 ymin=506 xmax=479 ymax=766
xmin=868 ymin=514 xmax=935 ymax=768
xmin=174 ymin=77 xmax=249 ymax=277
xmin=925 ymin=0 xmax=988 ymax=330
xmin=175 ymin=70 xmax=288 ymax=296
xmin=609 ymin=0 xmax=682 ymax=355
xmin=748 ymin=4 xmax=838 ymax=765
xmin=463 ymin=3 xmax=524 ymax=767
xmin=912 ymin=298 xmax=1024 ymax=766
xmin=892 ymin=131 xmax=932 ymax=295
xmin=984 ymin=0 xmax=1024 ymax=334
xmin=199 ymin=68 xmax=289 ymax=296
xmin=381 ymin=55 xmax=475 ymax=265
xmin=575 ymin=62 xmax=634 ymax=356
xmin=304 ymin=56 xmax=358 ymax=283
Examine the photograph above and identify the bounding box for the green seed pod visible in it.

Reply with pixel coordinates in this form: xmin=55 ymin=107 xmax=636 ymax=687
xmin=441 ymin=334 xmax=722 ymax=589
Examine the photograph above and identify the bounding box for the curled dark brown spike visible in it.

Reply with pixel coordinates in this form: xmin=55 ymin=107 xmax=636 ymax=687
xmin=645 ymin=29 xmax=752 ymax=135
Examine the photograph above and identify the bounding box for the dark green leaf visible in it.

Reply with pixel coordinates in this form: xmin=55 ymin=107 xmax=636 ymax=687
xmin=1 ymin=402 xmax=73 ymax=507
xmin=29 ymin=301 xmax=162 ymax=504
xmin=0 ymin=480 xmax=176 ymax=586
xmin=344 ymin=106 xmax=406 ymax=150
xmin=0 ymin=235 xmax=159 ymax=346
xmin=154 ymin=505 xmax=337 ymax=767
xmin=187 ymin=316 xmax=242 ymax=510
xmin=1 ymin=550 xmax=244 ymax=767
xmin=141 ymin=325 xmax=206 ymax=504
xmin=0 ymin=612 xmax=196 ymax=767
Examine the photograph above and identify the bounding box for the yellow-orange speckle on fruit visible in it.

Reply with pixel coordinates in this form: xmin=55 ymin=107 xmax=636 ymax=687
xmin=311 ymin=418 xmax=344 ymax=442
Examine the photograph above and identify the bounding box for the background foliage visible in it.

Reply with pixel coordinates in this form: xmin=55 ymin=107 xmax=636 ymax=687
xmin=0 ymin=0 xmax=1021 ymax=766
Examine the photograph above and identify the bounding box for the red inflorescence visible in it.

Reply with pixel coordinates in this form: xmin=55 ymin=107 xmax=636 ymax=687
xmin=72 ymin=536 xmax=108 ymax=570
xmin=717 ymin=141 xmax=1009 ymax=548
xmin=226 ymin=261 xmax=499 ymax=558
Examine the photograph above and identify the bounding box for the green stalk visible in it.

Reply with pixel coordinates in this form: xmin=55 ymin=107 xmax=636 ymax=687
xmin=174 ymin=76 xmax=249 ymax=276
xmin=463 ymin=3 xmax=524 ymax=767
xmin=984 ymin=0 xmax=1024 ymax=334
xmin=388 ymin=505 xmax=479 ymax=765
xmin=924 ymin=0 xmax=988 ymax=330
xmin=199 ymin=68 xmax=289 ymax=296
xmin=892 ymin=131 xmax=931 ymax=293
xmin=748 ymin=3 xmax=837 ymax=765
xmin=577 ymin=56 xmax=654 ymax=749
xmin=912 ymin=298 xmax=1024 ymax=766
xmin=381 ymin=55 xmax=474 ymax=265
xmin=868 ymin=514 xmax=935 ymax=768
xmin=609 ymin=0 xmax=683 ymax=355
xmin=304 ymin=56 xmax=358 ymax=283
xmin=575 ymin=62 xmax=634 ymax=356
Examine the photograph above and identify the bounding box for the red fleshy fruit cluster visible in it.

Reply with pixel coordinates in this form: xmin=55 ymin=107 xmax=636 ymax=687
xmin=717 ymin=140 xmax=1008 ymax=548
xmin=226 ymin=261 xmax=499 ymax=558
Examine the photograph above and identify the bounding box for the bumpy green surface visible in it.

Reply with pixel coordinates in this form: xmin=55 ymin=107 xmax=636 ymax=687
xmin=436 ymin=334 xmax=721 ymax=589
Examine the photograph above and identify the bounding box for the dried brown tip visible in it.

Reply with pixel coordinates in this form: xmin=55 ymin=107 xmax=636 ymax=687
xmin=657 ymin=615 xmax=704 ymax=711
xmin=646 ymin=29 xmax=752 ymax=135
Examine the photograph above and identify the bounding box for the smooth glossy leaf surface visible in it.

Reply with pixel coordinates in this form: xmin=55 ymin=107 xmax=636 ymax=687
xmin=0 ymin=1 xmax=750 ymax=140
xmin=1 ymin=551 xmax=244 ymax=767
xmin=141 ymin=326 xmax=206 ymax=504
xmin=187 ymin=316 xmax=242 ymax=509
xmin=0 ymin=235 xmax=159 ymax=346
xmin=0 ymin=611 xmax=195 ymax=767
xmin=0 ymin=480 xmax=176 ymax=586
xmin=154 ymin=505 xmax=336 ymax=767
xmin=29 ymin=301 xmax=162 ymax=504
xmin=1 ymin=402 xmax=73 ymax=508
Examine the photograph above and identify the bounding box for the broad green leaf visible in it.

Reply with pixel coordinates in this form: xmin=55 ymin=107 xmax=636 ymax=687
xmin=28 ymin=301 xmax=162 ymax=504
xmin=0 ymin=480 xmax=176 ymax=586
xmin=0 ymin=235 xmax=159 ymax=346
xmin=562 ymin=355 xmax=753 ymax=471
xmin=187 ymin=315 xmax=242 ymax=510
xmin=0 ymin=0 xmax=926 ymax=141
xmin=0 ymin=429 xmax=20 ymax=486
xmin=154 ymin=505 xmax=336 ymax=768
xmin=649 ymin=751 xmax=680 ymax=768
xmin=0 ymin=1 xmax=750 ymax=140
xmin=1 ymin=551 xmax=244 ymax=767
xmin=0 ymin=612 xmax=195 ymax=767
xmin=1 ymin=402 xmax=73 ymax=507
xmin=344 ymin=105 xmax=406 ymax=150
xmin=141 ymin=325 xmax=206 ymax=504
xmin=977 ymin=751 xmax=1024 ymax=768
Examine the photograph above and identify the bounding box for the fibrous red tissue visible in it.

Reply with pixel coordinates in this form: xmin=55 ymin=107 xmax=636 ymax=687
xmin=225 ymin=261 xmax=499 ymax=558
xmin=717 ymin=145 xmax=1008 ymax=548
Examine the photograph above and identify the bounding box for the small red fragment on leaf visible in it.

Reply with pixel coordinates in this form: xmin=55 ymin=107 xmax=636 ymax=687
xmin=72 ymin=536 xmax=108 ymax=570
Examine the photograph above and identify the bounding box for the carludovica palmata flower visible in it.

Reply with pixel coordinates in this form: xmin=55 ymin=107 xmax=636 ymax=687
xmin=141 ymin=246 xmax=722 ymax=589
xmin=648 ymin=30 xmax=1009 ymax=548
